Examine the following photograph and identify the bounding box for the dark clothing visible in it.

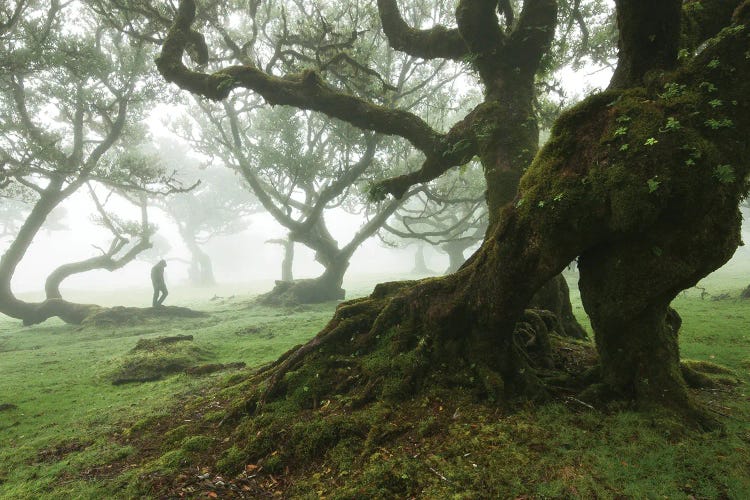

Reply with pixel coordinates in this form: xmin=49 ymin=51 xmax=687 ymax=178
xmin=151 ymin=263 xmax=168 ymax=307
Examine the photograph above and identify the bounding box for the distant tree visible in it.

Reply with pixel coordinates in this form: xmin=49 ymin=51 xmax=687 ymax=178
xmin=265 ymin=236 xmax=295 ymax=282
xmin=184 ymin=101 xmax=414 ymax=304
xmin=170 ymin=0 xmax=478 ymax=304
xmin=382 ymin=164 xmax=488 ymax=274
xmin=0 ymin=1 xmax=182 ymax=325
xmin=150 ymin=137 xmax=258 ymax=286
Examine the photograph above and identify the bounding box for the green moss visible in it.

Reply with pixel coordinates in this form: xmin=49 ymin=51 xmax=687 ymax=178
xmin=163 ymin=424 xmax=190 ymax=445
xmin=180 ymin=435 xmax=213 ymax=453
xmin=153 ymin=449 xmax=189 ymax=472
xmin=216 ymin=445 xmax=246 ymax=475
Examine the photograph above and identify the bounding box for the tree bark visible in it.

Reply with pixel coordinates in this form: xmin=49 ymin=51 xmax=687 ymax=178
xmin=610 ymin=0 xmax=682 ymax=88
xmin=529 ymin=275 xmax=588 ymax=339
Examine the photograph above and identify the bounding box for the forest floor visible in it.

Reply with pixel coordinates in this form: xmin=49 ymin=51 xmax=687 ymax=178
xmin=0 ymin=268 xmax=748 ymax=498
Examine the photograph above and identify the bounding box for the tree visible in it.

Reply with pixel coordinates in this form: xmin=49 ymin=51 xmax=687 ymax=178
xmin=0 ymin=0 xmax=181 ymax=325
xmin=163 ymin=0 xmax=474 ymax=305
xmin=158 ymin=0 xmax=750 ymax=427
xmin=150 ymin=137 xmax=258 ymax=286
xmin=187 ymin=101 xmax=413 ymax=304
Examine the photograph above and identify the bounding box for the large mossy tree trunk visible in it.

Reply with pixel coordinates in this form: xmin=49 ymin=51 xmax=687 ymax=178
xmin=256 ymin=9 xmax=750 ymax=419
xmin=158 ymin=0 xmax=750 ymax=427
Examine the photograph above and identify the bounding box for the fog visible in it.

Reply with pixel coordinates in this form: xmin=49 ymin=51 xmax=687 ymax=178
xmin=5 ymin=64 xmax=749 ymax=303
xmin=9 ymin=170 xmax=749 ymax=301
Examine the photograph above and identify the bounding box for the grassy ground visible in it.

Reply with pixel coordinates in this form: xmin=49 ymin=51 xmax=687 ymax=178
xmin=0 ymin=269 xmax=748 ymax=498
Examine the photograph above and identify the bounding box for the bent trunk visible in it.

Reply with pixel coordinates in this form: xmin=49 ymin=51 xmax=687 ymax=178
xmin=45 ymin=238 xmax=152 ymax=299
xmin=441 ymin=240 xmax=469 ymax=274
xmin=188 ymin=247 xmax=215 ymax=286
xmin=0 ymin=184 xmax=102 ymax=325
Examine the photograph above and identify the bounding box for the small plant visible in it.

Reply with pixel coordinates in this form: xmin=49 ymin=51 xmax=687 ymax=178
xmin=659 ymin=82 xmax=686 ymax=99
xmin=616 ymin=114 xmax=631 ymax=123
xmin=614 ymin=126 xmax=628 ymax=138
xmin=619 ymin=144 xmax=630 ymax=152
xmin=647 ymin=176 xmax=661 ymax=193
xmin=644 ymin=137 xmax=658 ymax=146
xmin=699 ymin=81 xmax=718 ymax=92
xmin=713 ymin=164 xmax=735 ymax=184
xmin=707 ymin=58 xmax=721 ymax=69
xmin=708 ymin=99 xmax=723 ymax=108
xmin=704 ymin=118 xmax=734 ymax=130
xmin=684 ymin=158 xmax=696 ymax=167
xmin=660 ymin=117 xmax=682 ymax=132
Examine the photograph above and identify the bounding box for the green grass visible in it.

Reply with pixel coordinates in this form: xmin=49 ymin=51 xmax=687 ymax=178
xmin=0 ymin=285 xmax=338 ymax=498
xmin=0 ymin=268 xmax=748 ymax=498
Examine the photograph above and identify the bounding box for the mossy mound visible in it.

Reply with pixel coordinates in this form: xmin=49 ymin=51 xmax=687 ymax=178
xmin=185 ymin=362 xmax=246 ymax=376
xmin=106 ymin=335 xmax=213 ymax=385
xmin=256 ymin=279 xmax=345 ymax=307
xmin=81 ymin=306 xmax=208 ymax=327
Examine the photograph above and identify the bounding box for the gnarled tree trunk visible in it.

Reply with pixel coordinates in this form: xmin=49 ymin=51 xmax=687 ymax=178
xmin=0 ymin=184 xmax=102 ymax=325
xmin=45 ymin=238 xmax=152 ymax=299
xmin=441 ymin=240 xmax=470 ymax=274
xmin=411 ymin=243 xmax=432 ymax=274
xmin=157 ymin=0 xmax=750 ymax=430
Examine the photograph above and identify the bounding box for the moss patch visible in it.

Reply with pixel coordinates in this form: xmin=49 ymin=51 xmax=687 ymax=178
xmin=105 ymin=336 xmax=212 ymax=385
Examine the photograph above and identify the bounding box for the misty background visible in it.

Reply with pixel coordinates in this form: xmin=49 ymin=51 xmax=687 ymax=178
xmin=5 ymin=51 xmax=749 ymax=303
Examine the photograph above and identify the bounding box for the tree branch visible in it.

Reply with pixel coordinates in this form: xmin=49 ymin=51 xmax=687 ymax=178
xmin=156 ymin=0 xmax=448 ymax=157
xmin=376 ymin=0 xmax=468 ymax=61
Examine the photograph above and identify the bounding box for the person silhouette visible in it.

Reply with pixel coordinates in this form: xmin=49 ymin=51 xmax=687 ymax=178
xmin=151 ymin=259 xmax=168 ymax=307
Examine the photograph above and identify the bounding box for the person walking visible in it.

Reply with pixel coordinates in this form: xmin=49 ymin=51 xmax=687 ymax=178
xmin=151 ymin=259 xmax=168 ymax=307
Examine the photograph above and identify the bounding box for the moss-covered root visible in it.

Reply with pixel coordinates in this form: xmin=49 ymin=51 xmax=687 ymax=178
xmin=221 ymin=275 xmax=563 ymax=425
